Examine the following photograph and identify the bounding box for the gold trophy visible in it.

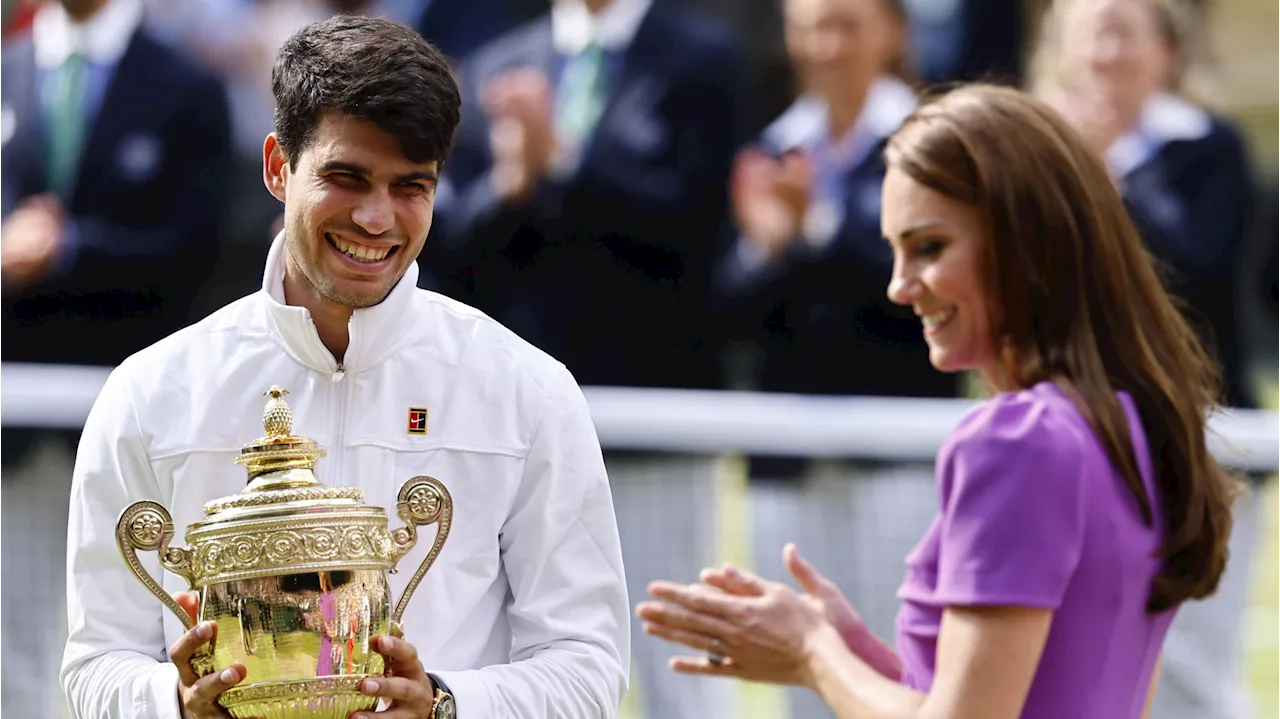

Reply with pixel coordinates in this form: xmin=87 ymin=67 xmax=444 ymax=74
xmin=116 ymin=386 xmax=451 ymax=719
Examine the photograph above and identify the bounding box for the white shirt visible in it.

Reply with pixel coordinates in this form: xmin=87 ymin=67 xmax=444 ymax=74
xmin=551 ymin=0 xmax=652 ymax=55
xmin=60 ymin=233 xmax=630 ymax=719
xmin=33 ymin=0 xmax=141 ymax=69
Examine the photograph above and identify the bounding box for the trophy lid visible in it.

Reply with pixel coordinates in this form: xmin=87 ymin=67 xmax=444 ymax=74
xmin=235 ymin=386 xmax=326 ymax=476
xmin=201 ymin=386 xmax=365 ymax=517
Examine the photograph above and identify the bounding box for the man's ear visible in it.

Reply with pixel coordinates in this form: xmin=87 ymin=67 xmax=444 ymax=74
xmin=263 ymin=133 xmax=290 ymax=203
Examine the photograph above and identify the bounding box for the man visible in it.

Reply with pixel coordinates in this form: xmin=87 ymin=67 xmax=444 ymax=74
xmin=2 ymin=0 xmax=230 ymax=715
xmin=60 ymin=15 xmax=629 ymax=719
xmin=419 ymin=3 xmax=744 ymax=715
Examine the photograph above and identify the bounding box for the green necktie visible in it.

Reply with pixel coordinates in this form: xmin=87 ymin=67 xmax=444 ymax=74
xmin=554 ymin=42 xmax=607 ymax=154
xmin=47 ymin=52 xmax=88 ymax=198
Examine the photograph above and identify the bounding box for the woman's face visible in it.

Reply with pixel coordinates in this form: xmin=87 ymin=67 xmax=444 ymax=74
xmin=783 ymin=0 xmax=901 ymax=101
xmin=882 ymin=167 xmax=1001 ymax=381
xmin=1059 ymin=0 xmax=1174 ymax=106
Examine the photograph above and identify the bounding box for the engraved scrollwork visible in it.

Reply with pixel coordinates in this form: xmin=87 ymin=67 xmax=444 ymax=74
xmin=342 ymin=527 xmax=371 ymax=557
xmin=308 ymin=527 xmax=341 ymax=558
xmin=191 ymin=519 xmax=395 ymax=584
xmin=265 ymin=533 xmax=304 ymax=564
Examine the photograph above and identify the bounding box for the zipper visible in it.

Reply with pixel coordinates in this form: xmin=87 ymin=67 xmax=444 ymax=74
xmin=316 ymin=328 xmax=351 ymax=488
xmin=328 ymin=318 xmax=355 ymax=487
xmin=332 ymin=370 xmax=349 ymax=487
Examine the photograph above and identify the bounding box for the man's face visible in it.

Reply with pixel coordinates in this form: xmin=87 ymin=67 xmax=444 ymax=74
xmin=263 ymin=112 xmax=438 ymax=309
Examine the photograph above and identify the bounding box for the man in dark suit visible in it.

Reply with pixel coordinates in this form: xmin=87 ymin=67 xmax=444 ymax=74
xmin=421 ymin=1 xmax=744 ymax=715
xmin=0 ymin=0 xmax=230 ymax=714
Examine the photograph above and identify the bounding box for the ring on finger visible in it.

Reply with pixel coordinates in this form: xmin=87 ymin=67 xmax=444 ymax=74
xmin=707 ymin=636 xmax=725 ymax=667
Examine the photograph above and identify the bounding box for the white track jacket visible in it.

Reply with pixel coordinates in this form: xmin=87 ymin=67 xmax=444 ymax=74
xmin=61 ymin=233 xmax=630 ymax=719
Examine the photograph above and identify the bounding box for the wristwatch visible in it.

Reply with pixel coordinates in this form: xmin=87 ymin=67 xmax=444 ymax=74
xmin=428 ymin=674 xmax=456 ymax=719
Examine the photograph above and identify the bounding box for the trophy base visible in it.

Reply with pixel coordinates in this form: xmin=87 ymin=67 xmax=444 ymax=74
xmin=221 ymin=675 xmax=379 ymax=719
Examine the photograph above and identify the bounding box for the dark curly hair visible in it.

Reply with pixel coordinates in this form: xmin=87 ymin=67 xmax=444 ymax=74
xmin=271 ymin=15 xmax=461 ymax=168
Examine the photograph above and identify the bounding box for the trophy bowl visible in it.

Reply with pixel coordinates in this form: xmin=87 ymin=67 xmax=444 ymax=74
xmin=116 ymin=386 xmax=452 ymax=719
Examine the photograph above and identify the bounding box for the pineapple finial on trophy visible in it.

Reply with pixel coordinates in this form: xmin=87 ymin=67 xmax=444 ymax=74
xmin=263 ymin=386 xmax=293 ymax=438
xmin=233 ymin=385 xmax=326 ymax=480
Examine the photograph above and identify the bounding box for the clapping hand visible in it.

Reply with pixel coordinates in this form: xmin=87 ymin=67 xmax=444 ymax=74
xmin=635 ymin=544 xmax=863 ymax=688
xmin=483 ymin=69 xmax=558 ymax=202
xmin=2 ymin=195 xmax=65 ymax=291
xmin=730 ymin=148 xmax=812 ymax=259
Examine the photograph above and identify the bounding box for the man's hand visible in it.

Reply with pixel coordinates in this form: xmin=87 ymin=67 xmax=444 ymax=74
xmin=170 ymin=591 xmax=245 ymax=719
xmin=483 ymin=69 xmax=558 ymax=203
xmin=353 ymin=635 xmax=437 ymax=719
xmin=1 ymin=194 xmax=66 ymax=290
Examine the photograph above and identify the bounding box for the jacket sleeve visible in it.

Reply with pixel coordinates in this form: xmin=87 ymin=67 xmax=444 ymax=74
xmin=60 ymin=365 xmax=184 ymax=719
xmin=1123 ymin=123 xmax=1254 ymax=279
xmin=428 ymin=366 xmax=630 ymax=718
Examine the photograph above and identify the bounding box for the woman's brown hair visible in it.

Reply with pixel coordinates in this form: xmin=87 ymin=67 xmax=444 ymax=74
xmin=885 ymin=83 xmax=1235 ymax=612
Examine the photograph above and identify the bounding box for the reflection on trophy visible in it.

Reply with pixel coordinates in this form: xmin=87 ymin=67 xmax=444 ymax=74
xmin=116 ymin=386 xmax=452 ymax=719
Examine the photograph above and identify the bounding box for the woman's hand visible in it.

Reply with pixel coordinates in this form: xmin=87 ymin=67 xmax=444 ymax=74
xmin=635 ymin=544 xmax=849 ymax=688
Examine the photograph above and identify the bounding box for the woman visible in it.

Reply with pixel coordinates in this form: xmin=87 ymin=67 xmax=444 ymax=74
xmin=1033 ymin=2 xmax=1261 ymax=716
xmin=709 ymin=4 xmax=956 ymax=714
xmin=637 ymin=83 xmax=1237 ymax=718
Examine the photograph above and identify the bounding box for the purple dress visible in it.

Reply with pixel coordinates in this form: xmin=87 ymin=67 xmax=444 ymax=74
xmin=895 ymin=382 xmax=1175 ymax=718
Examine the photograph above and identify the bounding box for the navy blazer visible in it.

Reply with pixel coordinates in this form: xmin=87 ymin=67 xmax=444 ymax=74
xmin=1 ymin=27 xmax=230 ymax=470
xmin=1 ymin=28 xmax=232 ymax=368
xmin=1117 ymin=100 xmax=1256 ymax=408
xmin=1258 ymin=179 xmax=1278 ymax=325
xmin=424 ymin=6 xmax=746 ymax=390
xmin=414 ymin=0 xmax=545 ymax=65
xmin=711 ymin=85 xmax=959 ymax=402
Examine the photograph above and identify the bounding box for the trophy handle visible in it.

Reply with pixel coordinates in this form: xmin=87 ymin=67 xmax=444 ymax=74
xmin=388 ymin=476 xmax=452 ymax=629
xmin=116 ymin=501 xmax=198 ymax=632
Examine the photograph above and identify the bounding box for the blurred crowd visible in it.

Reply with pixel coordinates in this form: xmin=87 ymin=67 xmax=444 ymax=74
xmin=0 ymin=0 xmax=1275 ymax=717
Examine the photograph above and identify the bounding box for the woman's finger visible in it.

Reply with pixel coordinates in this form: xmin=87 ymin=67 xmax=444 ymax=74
xmin=701 ymin=564 xmax=768 ymax=597
xmin=641 ymin=621 xmax=720 ymax=653
xmin=784 ymin=543 xmax=832 ymax=596
xmin=670 ymin=655 xmax=743 ymax=677
xmin=635 ymin=600 xmax=741 ymax=643
xmin=647 ymin=580 xmax=741 ymax=619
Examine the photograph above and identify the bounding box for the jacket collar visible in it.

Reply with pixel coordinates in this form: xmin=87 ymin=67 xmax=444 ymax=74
xmin=762 ymin=75 xmax=917 ymax=155
xmin=258 ymin=231 xmax=421 ymax=374
xmin=1106 ymin=92 xmax=1212 ymax=178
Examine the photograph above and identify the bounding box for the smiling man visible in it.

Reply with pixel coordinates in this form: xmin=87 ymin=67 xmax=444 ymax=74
xmin=60 ymin=15 xmax=629 ymax=719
